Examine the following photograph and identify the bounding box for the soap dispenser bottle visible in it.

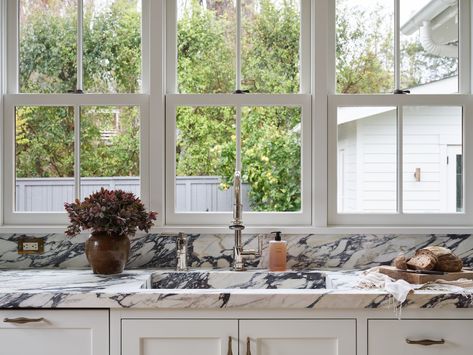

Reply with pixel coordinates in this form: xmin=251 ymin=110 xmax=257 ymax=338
xmin=268 ymin=231 xmax=287 ymax=272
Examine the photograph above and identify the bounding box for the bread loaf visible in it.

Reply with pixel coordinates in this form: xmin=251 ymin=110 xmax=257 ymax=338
xmin=392 ymin=255 xmax=408 ymax=270
xmin=406 ymin=253 xmax=438 ymax=271
xmin=419 ymin=246 xmax=463 ymax=272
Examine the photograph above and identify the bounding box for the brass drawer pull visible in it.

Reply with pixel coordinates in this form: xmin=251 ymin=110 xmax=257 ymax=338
xmin=227 ymin=336 xmax=233 ymax=355
xmin=246 ymin=337 xmax=251 ymax=355
xmin=406 ymin=338 xmax=445 ymax=346
xmin=4 ymin=317 xmax=45 ymax=324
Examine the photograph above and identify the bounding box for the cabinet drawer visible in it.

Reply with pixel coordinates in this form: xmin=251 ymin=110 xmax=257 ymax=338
xmin=0 ymin=310 xmax=109 ymax=355
xmin=369 ymin=319 xmax=473 ymax=355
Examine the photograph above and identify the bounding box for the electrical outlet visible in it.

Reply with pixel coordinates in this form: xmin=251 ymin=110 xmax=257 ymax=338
xmin=18 ymin=238 xmax=44 ymax=254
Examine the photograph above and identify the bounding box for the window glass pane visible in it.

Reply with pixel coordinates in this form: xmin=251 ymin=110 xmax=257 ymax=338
xmin=175 ymin=107 xmax=236 ymax=212
xmin=400 ymin=0 xmax=458 ymax=93
xmin=177 ymin=0 xmax=236 ymax=93
xmin=337 ymin=107 xmax=397 ymax=213
xmin=241 ymin=106 xmax=301 ymax=212
xmin=403 ymin=106 xmax=462 ymax=213
xmin=16 ymin=107 xmax=74 ymax=211
xmin=83 ymin=0 xmax=142 ymax=93
xmin=80 ymin=106 xmax=140 ymax=197
xmin=19 ymin=0 xmax=77 ymax=93
xmin=336 ymin=0 xmax=394 ymax=94
xmin=241 ymin=0 xmax=300 ymax=93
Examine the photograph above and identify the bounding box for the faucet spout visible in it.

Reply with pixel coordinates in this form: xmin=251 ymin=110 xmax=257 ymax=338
xmin=232 ymin=171 xmax=243 ymax=228
xmin=229 ymin=171 xmax=262 ymax=271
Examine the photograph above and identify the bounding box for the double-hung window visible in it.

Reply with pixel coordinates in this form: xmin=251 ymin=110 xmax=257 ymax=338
xmin=329 ymin=0 xmax=472 ymax=225
xmin=165 ymin=0 xmax=312 ymax=226
xmin=3 ymin=0 xmax=148 ymax=225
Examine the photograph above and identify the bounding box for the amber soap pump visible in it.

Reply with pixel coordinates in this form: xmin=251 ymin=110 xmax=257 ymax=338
xmin=268 ymin=231 xmax=287 ymax=272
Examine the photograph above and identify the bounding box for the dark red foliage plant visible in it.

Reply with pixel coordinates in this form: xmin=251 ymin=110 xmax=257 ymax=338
xmin=65 ymin=188 xmax=157 ymax=237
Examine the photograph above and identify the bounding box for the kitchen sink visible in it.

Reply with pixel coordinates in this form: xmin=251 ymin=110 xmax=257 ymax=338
xmin=144 ymin=270 xmax=327 ymax=290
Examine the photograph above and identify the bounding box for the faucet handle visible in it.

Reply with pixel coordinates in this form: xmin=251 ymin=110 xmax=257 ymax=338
xmin=256 ymin=234 xmax=265 ymax=257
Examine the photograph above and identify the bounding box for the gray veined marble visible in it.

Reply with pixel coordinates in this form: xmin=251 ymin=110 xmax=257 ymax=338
xmin=147 ymin=270 xmax=326 ymax=290
xmin=1 ymin=233 xmax=473 ymax=270
xmin=0 ymin=269 xmax=472 ymax=310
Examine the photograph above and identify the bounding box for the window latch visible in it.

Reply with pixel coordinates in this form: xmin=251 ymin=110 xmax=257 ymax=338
xmin=393 ymin=89 xmax=410 ymax=94
xmin=233 ymin=89 xmax=250 ymax=94
xmin=67 ymin=89 xmax=84 ymax=94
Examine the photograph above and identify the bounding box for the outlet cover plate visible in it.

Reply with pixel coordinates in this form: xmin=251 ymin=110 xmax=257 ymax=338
xmin=18 ymin=238 xmax=45 ymax=254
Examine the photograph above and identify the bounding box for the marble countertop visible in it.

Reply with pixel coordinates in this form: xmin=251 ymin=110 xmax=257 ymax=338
xmin=0 ymin=269 xmax=472 ymax=310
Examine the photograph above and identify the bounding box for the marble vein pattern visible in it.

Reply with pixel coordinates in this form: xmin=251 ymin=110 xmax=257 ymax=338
xmin=0 ymin=269 xmax=472 ymax=310
xmin=148 ymin=270 xmax=326 ymax=289
xmin=0 ymin=233 xmax=472 ymax=270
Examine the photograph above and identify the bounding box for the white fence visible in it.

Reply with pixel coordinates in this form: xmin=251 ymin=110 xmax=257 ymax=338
xmin=16 ymin=176 xmax=250 ymax=212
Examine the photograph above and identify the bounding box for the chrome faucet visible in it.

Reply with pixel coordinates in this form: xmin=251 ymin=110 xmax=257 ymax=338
xmin=230 ymin=171 xmax=263 ymax=271
xmin=176 ymin=232 xmax=188 ymax=271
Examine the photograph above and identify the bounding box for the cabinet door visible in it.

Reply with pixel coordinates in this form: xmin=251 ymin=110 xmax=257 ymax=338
xmin=122 ymin=319 xmax=238 ymax=355
xmin=369 ymin=319 xmax=473 ymax=355
xmin=240 ymin=319 xmax=356 ymax=355
xmin=0 ymin=310 xmax=108 ymax=355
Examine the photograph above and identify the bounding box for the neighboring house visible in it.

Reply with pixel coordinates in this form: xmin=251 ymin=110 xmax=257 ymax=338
xmin=338 ymin=0 xmax=462 ymax=214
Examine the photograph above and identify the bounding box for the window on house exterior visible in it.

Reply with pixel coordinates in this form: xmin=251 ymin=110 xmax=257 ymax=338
xmin=331 ymin=0 xmax=470 ymax=226
xmin=5 ymin=0 xmax=145 ymax=224
xmin=166 ymin=0 xmax=311 ymax=226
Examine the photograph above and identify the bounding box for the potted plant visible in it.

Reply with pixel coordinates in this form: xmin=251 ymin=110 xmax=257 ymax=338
xmin=65 ymin=188 xmax=157 ymax=275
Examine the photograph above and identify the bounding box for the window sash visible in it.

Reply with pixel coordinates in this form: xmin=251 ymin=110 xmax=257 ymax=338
xmin=3 ymin=93 xmax=149 ymax=225
xmin=165 ymin=94 xmax=312 ymax=226
xmin=328 ymin=94 xmax=473 ymax=226
xmin=166 ymin=0 xmax=312 ymax=94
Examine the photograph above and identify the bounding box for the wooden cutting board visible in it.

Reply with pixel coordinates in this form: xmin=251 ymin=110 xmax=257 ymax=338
xmin=378 ymin=266 xmax=473 ymax=284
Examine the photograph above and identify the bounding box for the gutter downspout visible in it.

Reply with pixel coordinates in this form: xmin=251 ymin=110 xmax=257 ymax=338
xmin=420 ymin=20 xmax=458 ymax=58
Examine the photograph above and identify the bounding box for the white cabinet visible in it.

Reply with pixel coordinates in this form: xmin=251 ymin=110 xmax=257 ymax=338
xmin=369 ymin=319 xmax=473 ymax=355
xmin=0 ymin=310 xmax=109 ymax=355
xmin=240 ymin=320 xmax=356 ymax=355
xmin=121 ymin=319 xmax=356 ymax=355
xmin=122 ymin=319 xmax=238 ymax=355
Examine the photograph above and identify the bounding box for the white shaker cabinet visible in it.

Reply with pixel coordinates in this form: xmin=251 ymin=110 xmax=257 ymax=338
xmin=121 ymin=319 xmax=356 ymax=355
xmin=0 ymin=310 xmax=109 ymax=355
xmin=122 ymin=319 xmax=238 ymax=355
xmin=240 ymin=319 xmax=356 ymax=355
xmin=369 ymin=319 xmax=473 ymax=355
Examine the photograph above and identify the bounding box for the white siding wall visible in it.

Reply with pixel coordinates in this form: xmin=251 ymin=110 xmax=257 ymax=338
xmin=338 ymin=107 xmax=462 ymax=213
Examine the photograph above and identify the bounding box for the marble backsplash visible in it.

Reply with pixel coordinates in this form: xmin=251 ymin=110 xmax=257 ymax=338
xmin=1 ymin=233 xmax=472 ymax=270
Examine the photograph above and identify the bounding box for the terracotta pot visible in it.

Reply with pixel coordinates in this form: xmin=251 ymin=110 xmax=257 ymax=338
xmin=85 ymin=232 xmax=130 ymax=275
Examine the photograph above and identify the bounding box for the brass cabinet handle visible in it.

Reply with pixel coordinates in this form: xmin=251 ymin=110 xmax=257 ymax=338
xmin=227 ymin=336 xmax=233 ymax=355
xmin=246 ymin=337 xmax=251 ymax=355
xmin=406 ymin=338 xmax=445 ymax=346
xmin=4 ymin=317 xmax=45 ymax=324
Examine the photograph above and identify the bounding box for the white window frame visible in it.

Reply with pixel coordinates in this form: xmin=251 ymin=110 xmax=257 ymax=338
xmin=2 ymin=0 xmax=151 ymax=225
xmin=164 ymin=0 xmax=313 ymax=226
xmin=328 ymin=0 xmax=473 ymax=226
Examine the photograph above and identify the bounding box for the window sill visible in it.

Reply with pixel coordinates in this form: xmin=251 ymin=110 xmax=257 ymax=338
xmin=0 ymin=225 xmax=472 ymax=235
